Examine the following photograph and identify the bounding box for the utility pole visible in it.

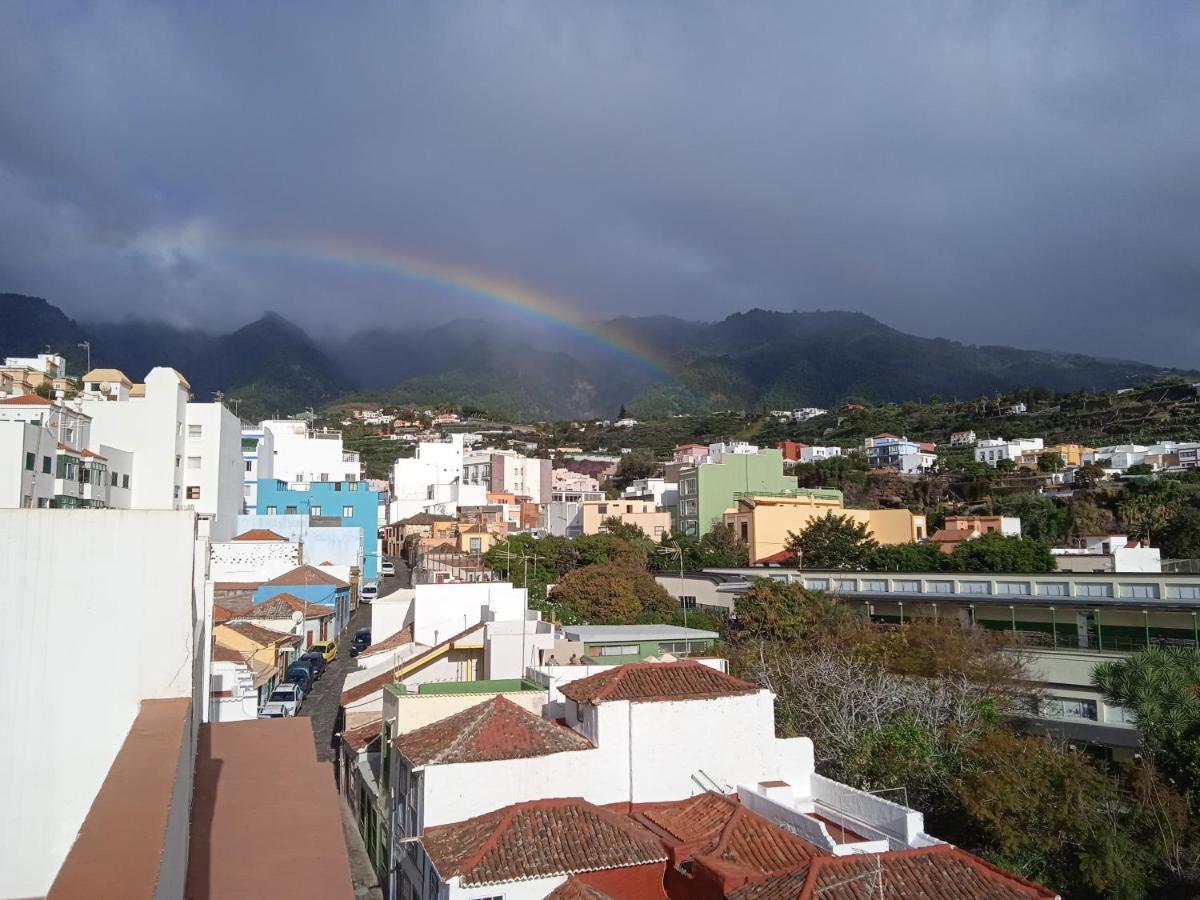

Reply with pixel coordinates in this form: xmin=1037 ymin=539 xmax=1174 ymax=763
xmin=77 ymin=341 xmax=91 ymax=373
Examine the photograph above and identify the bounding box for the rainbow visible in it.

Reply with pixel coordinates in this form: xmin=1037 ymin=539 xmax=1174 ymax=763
xmin=240 ymin=237 xmax=671 ymax=373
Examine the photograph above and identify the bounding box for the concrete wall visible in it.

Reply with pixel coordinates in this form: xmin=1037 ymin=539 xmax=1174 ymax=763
xmin=210 ymin=537 xmax=301 ymax=582
xmin=184 ymin=402 xmax=244 ymax=540
xmin=581 ymin=500 xmax=671 ymax=537
xmin=0 ymin=510 xmax=201 ymax=898
xmin=0 ymin=421 xmax=56 ymax=507
xmin=264 ymin=420 xmax=360 ymax=483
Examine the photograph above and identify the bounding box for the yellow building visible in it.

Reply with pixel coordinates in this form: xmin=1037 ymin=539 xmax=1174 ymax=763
xmin=213 ymin=621 xmax=300 ymax=671
xmin=1017 ymin=443 xmax=1096 ymax=470
xmin=722 ymin=493 xmax=927 ymax=564
xmin=581 ymin=499 xmax=672 ymax=538
xmin=456 ymin=524 xmax=498 ymax=555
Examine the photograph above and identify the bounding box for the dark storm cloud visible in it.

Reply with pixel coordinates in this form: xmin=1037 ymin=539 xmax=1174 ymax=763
xmin=1 ymin=2 xmax=1198 ymax=365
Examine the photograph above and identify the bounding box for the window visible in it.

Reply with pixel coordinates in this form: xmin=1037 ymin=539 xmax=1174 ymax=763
xmin=1120 ymin=583 xmax=1160 ymax=600
xmin=926 ymin=580 xmax=953 ymax=593
xmin=834 ymin=578 xmax=858 ymax=592
xmin=1077 ymin=583 xmax=1114 ymax=598
xmin=806 ymin=578 xmax=830 ymax=591
xmin=1166 ymin=585 xmax=1200 ymax=600
xmin=343 ymin=506 xmax=353 ymax=517
xmin=42 ymin=456 xmax=52 ymax=474
xmin=962 ymin=581 xmax=992 ymax=594
xmin=654 ymin=525 xmax=664 ymax=536
xmin=596 ymin=645 xmax=639 ymax=656
xmin=893 ymin=580 xmax=920 ymax=592
xmin=245 ymin=460 xmax=253 ymax=473
xmin=678 ymin=596 xmax=697 ymax=610
xmin=311 ymin=506 xmax=322 ymax=516
xmin=122 ymin=474 xmax=129 ymax=489
xmin=861 ymin=579 xmax=887 ymax=592
xmin=1104 ymin=704 xmax=1137 ymax=725
xmin=111 ymin=471 xmax=118 ymax=486
xmin=186 ymin=486 xmax=201 ymax=500
xmin=469 ymin=538 xmax=481 ymax=552
xmin=661 ymin=639 xmax=700 ymax=653
xmin=1037 ymin=582 xmax=1069 ymax=597
xmin=349 ymin=480 xmax=358 ymax=490
xmin=188 ymin=424 xmax=202 ymax=438
xmin=1042 ymin=696 xmax=1098 ymax=721
xmin=285 ymin=505 xmax=298 ymax=515
xmin=597 ymin=504 xmax=607 ymax=514
xmin=187 ymin=456 xmax=202 ymax=470
xmin=24 ymin=452 xmax=34 ymax=471
xmin=266 ymin=505 xmax=277 ymax=515
xmin=997 ymin=581 xmax=1031 ymax=596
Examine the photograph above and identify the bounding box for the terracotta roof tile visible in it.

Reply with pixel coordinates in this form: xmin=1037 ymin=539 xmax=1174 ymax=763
xmin=217 ymin=621 xmax=300 ymax=647
xmin=361 ymin=624 xmax=415 ymax=656
xmin=423 ymin=798 xmax=667 ymax=887
xmin=546 ymin=878 xmax=616 ymax=900
xmin=213 ymin=581 xmax=264 ymax=592
xmin=266 ymin=564 xmax=349 ymax=588
xmin=397 ymin=512 xmax=456 ymax=525
xmin=639 ymin=792 xmax=739 ymax=842
xmin=212 ymin=603 xmax=238 ymax=623
xmin=250 ymin=592 xmax=335 ymax=619
xmin=395 ymin=696 xmax=590 ymax=766
xmin=341 ymin=718 xmax=383 ymax=753
xmin=559 ymin=661 xmax=758 ymax=705
xmin=728 ymin=845 xmax=1057 ymax=899
xmin=0 ymin=394 xmax=52 ymax=405
xmin=340 ymin=621 xmax=482 ymax=706
xmin=212 ymin=642 xmax=250 ymax=664
xmin=233 ymin=528 xmax=289 ymax=542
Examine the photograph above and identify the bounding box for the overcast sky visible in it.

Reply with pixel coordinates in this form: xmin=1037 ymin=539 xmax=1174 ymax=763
xmin=1 ymin=2 xmax=1198 ymax=365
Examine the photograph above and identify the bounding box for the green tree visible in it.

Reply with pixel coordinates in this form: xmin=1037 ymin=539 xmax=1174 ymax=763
xmin=549 ymin=563 xmax=675 ymax=624
xmin=1093 ymin=648 xmax=1200 ymax=809
xmin=1073 ymin=463 xmax=1108 ymax=489
xmin=732 ymin=579 xmax=855 ymax=642
xmin=573 ymin=531 xmax=653 ymax=569
xmin=1160 ymin=506 xmax=1200 ymax=560
xmin=1037 ymin=451 xmax=1065 ymax=473
xmin=611 ymin=450 xmax=656 ymax=490
xmin=995 ymin=458 xmax=1017 ymax=473
xmin=785 ymin=512 xmax=878 ymax=569
xmin=697 ymin=524 xmax=750 ymax=567
xmin=949 ymin=533 xmax=1055 ymax=572
xmin=993 ymin=493 xmax=1071 ymax=543
xmin=1126 ymin=463 xmax=1155 ymax=477
xmin=1119 ymin=494 xmax=1176 ymax=546
xmin=864 ymin=541 xmax=948 ymax=572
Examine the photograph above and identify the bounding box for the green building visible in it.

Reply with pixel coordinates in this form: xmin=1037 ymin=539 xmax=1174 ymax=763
xmin=561 ymin=625 xmax=718 ymax=664
xmin=677 ymin=448 xmax=797 ymax=536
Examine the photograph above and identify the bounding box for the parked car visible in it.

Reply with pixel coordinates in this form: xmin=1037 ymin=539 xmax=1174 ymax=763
xmin=258 ymin=702 xmax=293 ymax=718
xmin=265 ymin=683 xmax=303 ymax=715
xmin=360 ymin=583 xmax=378 ymax=603
xmin=381 ymin=561 xmax=396 ymax=577
xmin=285 ymin=662 xmax=315 ymax=692
xmin=349 ymin=628 xmax=372 ymax=657
xmin=310 ymin=640 xmax=338 ymax=663
xmin=299 ymin=651 xmax=328 ymax=678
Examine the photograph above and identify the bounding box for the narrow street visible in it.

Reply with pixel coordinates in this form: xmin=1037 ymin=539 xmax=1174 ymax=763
xmin=293 ymin=557 xmax=407 ymax=900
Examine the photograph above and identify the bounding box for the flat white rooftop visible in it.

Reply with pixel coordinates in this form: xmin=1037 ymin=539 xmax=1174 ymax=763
xmin=562 ymin=624 xmax=718 ymax=642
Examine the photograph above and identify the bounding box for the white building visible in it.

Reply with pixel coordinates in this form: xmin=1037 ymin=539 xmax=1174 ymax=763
xmin=709 ymin=440 xmax=759 ymax=458
xmin=1053 ymin=535 xmax=1162 ymax=574
xmin=798 ymin=445 xmax=841 ymax=464
xmin=462 ymin=449 xmax=552 ymax=503
xmin=183 ymin=401 xmax=245 ymax=540
xmin=898 ymin=450 xmax=938 ymax=474
xmin=621 ymin=476 xmax=678 ymax=508
xmin=390 ymin=434 xmax=486 ymax=522
xmin=950 ymin=430 xmax=977 ymax=446
xmin=262 ymin=419 xmax=362 ymax=484
xmin=974 ymin=437 xmax=1045 ymax=466
xmin=0 ymin=509 xmax=207 ymax=898
xmin=240 ymin=424 xmax=275 ymax=512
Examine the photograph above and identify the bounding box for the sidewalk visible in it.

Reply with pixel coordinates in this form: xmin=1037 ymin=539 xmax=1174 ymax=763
xmin=338 ymin=786 xmax=385 ymax=900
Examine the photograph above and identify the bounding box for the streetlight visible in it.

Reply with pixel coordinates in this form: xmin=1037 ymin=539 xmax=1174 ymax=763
xmin=656 ymin=540 xmax=687 ymax=632
xmin=76 ymin=341 xmax=90 ymax=373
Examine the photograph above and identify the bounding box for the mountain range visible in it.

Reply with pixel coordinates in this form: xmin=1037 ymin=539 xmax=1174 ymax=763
xmin=1 ymin=292 xmax=1191 ymax=420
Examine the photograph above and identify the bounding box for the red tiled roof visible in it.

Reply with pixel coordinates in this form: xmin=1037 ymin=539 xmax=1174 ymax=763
xmin=755 ymin=549 xmax=796 ymax=564
xmin=559 ymin=661 xmax=758 ymax=705
xmin=213 ymin=581 xmax=264 ymax=592
xmin=212 ymin=603 xmax=237 ymax=623
xmin=341 ymin=718 xmax=383 ymax=753
xmin=212 ymin=642 xmax=250 ymax=665
xmin=929 ymin=528 xmax=972 ymax=543
xmin=361 ymin=624 xmax=415 ymax=656
xmin=56 ymin=442 xmax=81 ymax=455
xmin=80 ymin=448 xmax=107 ymax=460
xmin=639 ymin=792 xmax=739 ymax=842
xmin=729 ymin=845 xmax=1058 ymax=899
xmin=249 ymin=592 xmax=335 ymax=619
xmin=394 ymin=696 xmax=592 ymax=766
xmin=0 ymin=394 xmax=52 ymax=405
xmin=546 ymin=878 xmax=615 ymax=900
xmin=217 ymin=621 xmax=301 ymax=647
xmin=233 ymin=528 xmax=288 ymax=542
xmin=266 ymin=564 xmax=349 ymax=588
xmin=422 ymin=798 xmax=667 ymax=887
xmin=397 ymin=512 xmax=456 ymax=525
xmin=340 ymin=621 xmax=483 ymax=706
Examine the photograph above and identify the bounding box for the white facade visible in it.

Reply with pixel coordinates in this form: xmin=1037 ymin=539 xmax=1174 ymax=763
xmin=390 ymin=435 xmax=486 ymax=522
xmin=950 ymin=430 xmax=977 ymax=446
xmin=709 ymin=441 xmax=759 ymax=459
xmin=622 ymin=477 xmax=678 ymax=508
xmin=798 ymin=445 xmax=841 ymax=463
xmin=183 ymin=402 xmax=245 ymax=540
xmin=0 ymin=421 xmax=56 ymax=508
xmin=241 ymin=425 xmax=275 ymax=512
xmin=462 ymin=449 xmax=552 ymax=503
xmin=263 ymin=419 xmax=362 ymax=484
xmin=898 ymin=450 xmax=938 ymax=474
xmin=209 ymin=535 xmax=302 ymax=583
xmin=974 ymin=437 xmax=1045 ymax=466
xmin=0 ymin=510 xmax=205 ymax=898
xmin=542 ymin=500 xmax=585 ymax=537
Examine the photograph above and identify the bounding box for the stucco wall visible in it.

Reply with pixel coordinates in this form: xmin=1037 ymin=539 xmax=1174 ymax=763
xmin=0 ymin=510 xmax=200 ymax=898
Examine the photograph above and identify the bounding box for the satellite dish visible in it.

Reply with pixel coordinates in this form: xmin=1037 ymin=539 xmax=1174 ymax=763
xmin=291 ymin=610 xmax=305 ymax=625
xmin=99 ymin=382 xmax=111 ymax=392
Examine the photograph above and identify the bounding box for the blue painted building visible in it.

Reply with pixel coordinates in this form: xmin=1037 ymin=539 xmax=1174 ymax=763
xmin=255 ymin=478 xmax=381 ymax=580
